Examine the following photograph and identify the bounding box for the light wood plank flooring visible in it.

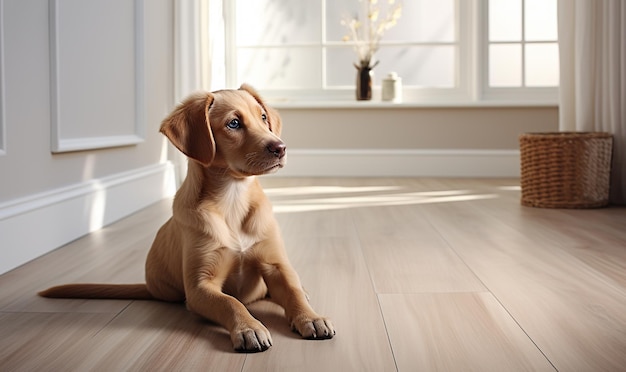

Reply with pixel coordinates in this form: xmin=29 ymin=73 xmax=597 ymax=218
xmin=1 ymin=178 xmax=625 ymax=371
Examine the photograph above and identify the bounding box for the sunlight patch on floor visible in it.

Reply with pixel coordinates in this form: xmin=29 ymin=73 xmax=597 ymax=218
xmin=498 ymin=186 xmax=522 ymax=191
xmin=267 ymin=186 xmax=498 ymax=213
xmin=263 ymin=185 xmax=402 ymax=196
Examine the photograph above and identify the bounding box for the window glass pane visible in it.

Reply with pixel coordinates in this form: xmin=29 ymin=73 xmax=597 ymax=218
xmin=237 ymin=47 xmax=322 ymax=89
xmin=525 ymin=43 xmax=559 ymax=86
xmin=326 ymin=46 xmax=455 ymax=87
xmin=325 ymin=0 xmax=359 ymax=42
xmin=378 ymin=46 xmax=455 ymax=87
xmin=236 ymin=0 xmax=320 ymax=45
xmin=385 ymin=0 xmax=455 ymax=42
xmin=489 ymin=0 xmax=521 ymax=41
xmin=326 ymin=47 xmax=357 ymax=86
xmin=326 ymin=0 xmax=454 ymax=43
xmin=489 ymin=44 xmax=522 ymax=87
xmin=525 ymin=0 xmax=557 ymax=41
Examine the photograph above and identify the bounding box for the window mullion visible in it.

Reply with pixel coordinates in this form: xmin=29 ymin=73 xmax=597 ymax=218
xmin=521 ymin=0 xmax=526 ymax=87
xmin=478 ymin=0 xmax=489 ymax=100
xmin=464 ymin=0 xmax=480 ymax=101
xmin=321 ymin=0 xmax=327 ymax=90
xmin=223 ymin=0 xmax=237 ymax=88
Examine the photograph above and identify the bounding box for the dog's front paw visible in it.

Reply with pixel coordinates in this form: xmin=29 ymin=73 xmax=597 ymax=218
xmin=291 ymin=315 xmax=336 ymax=340
xmin=232 ymin=322 xmax=273 ymax=352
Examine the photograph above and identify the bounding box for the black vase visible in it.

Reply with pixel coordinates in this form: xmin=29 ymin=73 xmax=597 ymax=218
xmin=356 ymin=65 xmax=373 ymax=101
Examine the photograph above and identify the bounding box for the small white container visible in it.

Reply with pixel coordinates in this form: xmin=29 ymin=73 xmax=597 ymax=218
xmin=382 ymin=72 xmax=402 ymax=103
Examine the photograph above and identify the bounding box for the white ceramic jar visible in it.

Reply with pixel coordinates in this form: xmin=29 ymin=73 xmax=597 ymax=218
xmin=382 ymin=72 xmax=402 ymax=103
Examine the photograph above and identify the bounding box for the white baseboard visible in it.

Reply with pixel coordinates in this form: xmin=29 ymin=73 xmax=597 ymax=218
xmin=278 ymin=149 xmax=521 ymax=177
xmin=0 ymin=162 xmax=176 ymax=275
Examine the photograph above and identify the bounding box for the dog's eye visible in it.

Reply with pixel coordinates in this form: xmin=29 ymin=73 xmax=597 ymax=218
xmin=261 ymin=114 xmax=267 ymax=122
xmin=227 ymin=119 xmax=241 ymax=129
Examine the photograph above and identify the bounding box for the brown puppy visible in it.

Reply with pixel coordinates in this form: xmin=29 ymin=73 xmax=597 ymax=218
xmin=39 ymin=84 xmax=335 ymax=352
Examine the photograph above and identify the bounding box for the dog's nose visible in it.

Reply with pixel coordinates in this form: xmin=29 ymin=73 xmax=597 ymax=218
xmin=267 ymin=141 xmax=286 ymax=159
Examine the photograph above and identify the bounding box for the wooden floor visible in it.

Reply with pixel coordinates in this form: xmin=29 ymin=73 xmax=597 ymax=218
xmin=1 ymin=178 xmax=625 ymax=371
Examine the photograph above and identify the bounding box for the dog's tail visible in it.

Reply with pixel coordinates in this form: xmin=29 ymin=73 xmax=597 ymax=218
xmin=38 ymin=283 xmax=154 ymax=300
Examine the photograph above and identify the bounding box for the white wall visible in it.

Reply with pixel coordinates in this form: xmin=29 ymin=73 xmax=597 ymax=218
xmin=0 ymin=0 xmax=177 ymax=274
xmin=274 ymin=105 xmax=559 ymax=177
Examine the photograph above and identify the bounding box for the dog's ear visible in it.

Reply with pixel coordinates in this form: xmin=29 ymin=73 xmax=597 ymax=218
xmin=265 ymin=106 xmax=282 ymax=137
xmin=160 ymin=93 xmax=215 ymax=167
xmin=239 ymin=84 xmax=282 ymax=136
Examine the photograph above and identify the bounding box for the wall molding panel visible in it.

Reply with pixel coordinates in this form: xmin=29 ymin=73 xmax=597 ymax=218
xmin=0 ymin=162 xmax=176 ymax=275
xmin=49 ymin=0 xmax=145 ymax=153
xmin=278 ymin=149 xmax=521 ymax=178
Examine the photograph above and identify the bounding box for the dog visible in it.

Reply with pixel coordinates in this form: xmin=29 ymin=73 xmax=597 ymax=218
xmin=39 ymin=84 xmax=335 ymax=352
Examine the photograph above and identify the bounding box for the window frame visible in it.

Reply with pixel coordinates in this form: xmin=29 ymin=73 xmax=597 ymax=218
xmin=478 ymin=0 xmax=559 ymax=103
xmin=220 ymin=0 xmax=558 ymax=106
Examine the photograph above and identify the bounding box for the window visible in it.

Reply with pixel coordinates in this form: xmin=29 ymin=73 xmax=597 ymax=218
xmin=484 ymin=0 xmax=559 ymax=100
xmin=222 ymin=0 xmax=559 ymax=104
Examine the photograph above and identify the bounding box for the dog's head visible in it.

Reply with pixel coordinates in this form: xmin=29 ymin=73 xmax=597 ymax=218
xmin=160 ymin=84 xmax=285 ymax=176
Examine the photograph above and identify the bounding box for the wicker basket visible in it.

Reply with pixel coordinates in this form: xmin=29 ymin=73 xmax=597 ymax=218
xmin=519 ymin=132 xmax=613 ymax=208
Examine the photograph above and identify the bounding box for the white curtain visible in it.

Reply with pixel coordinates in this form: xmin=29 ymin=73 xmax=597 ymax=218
xmin=558 ymin=0 xmax=626 ymax=204
xmin=174 ymin=0 xmax=225 ymax=102
xmin=172 ymin=0 xmax=225 ymax=185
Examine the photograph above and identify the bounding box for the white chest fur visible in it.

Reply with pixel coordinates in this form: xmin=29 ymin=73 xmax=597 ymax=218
xmin=218 ymin=177 xmax=257 ymax=252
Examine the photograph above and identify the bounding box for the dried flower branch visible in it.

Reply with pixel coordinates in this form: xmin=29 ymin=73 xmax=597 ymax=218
xmin=341 ymin=0 xmax=402 ymax=69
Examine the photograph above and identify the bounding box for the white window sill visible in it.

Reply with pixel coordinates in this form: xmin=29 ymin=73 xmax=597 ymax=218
xmin=269 ymin=99 xmax=559 ymax=109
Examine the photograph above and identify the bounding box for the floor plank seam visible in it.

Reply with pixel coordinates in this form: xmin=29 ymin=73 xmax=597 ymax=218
xmin=483 ymin=291 xmax=559 ymax=371
xmin=419 ymin=208 xmax=492 ymax=294
xmin=348 ymin=210 xmax=381 ymax=296
xmin=92 ymin=300 xmax=135 ymax=339
xmin=374 ymin=294 xmax=400 ymax=372
xmin=349 ymin=210 xmax=400 ymax=372
xmin=420 ymin=205 xmax=560 ymax=371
